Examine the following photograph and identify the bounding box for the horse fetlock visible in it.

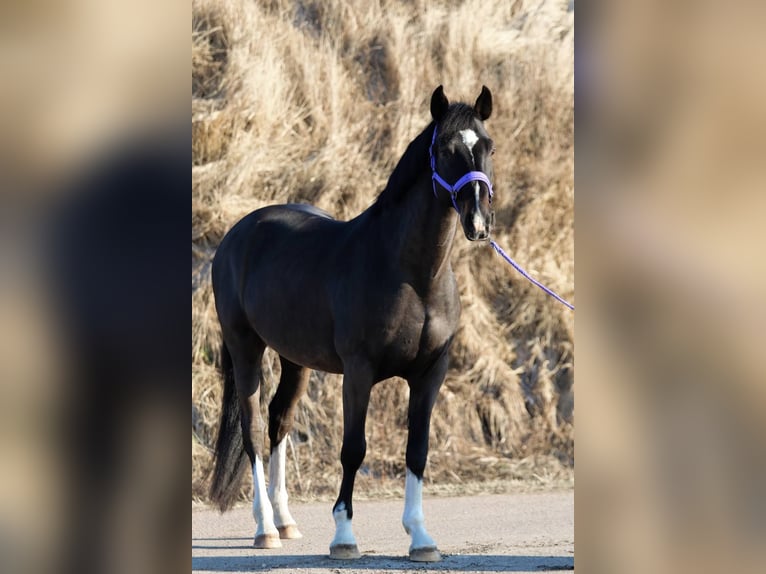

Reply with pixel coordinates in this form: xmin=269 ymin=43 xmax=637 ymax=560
xmin=406 ymin=516 xmax=440 ymax=562
xmin=405 ymin=521 xmax=436 ymax=552
xmin=277 ymin=524 xmax=302 ymax=540
xmin=253 ymin=503 xmax=284 ymax=545
xmin=269 ymin=491 xmax=295 ymax=525
xmin=331 ymin=504 xmax=358 ymax=547
xmin=253 ymin=512 xmax=279 ymax=536
xmin=272 ymin=508 xmax=298 ymax=529
xmin=272 ymin=498 xmax=302 ymax=539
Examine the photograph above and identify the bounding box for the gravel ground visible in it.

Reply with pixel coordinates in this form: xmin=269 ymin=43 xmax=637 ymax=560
xmin=192 ymin=490 xmax=574 ymax=573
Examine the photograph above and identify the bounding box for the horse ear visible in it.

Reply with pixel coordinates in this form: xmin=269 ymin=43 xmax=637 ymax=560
xmin=430 ymin=85 xmax=449 ymax=122
xmin=474 ymin=85 xmax=492 ymax=120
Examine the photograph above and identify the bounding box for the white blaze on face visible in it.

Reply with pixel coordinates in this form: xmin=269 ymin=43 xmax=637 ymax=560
xmin=402 ymin=468 xmax=437 ymax=550
xmin=268 ymin=439 xmax=297 ymax=528
xmin=471 ymin=180 xmax=484 ymax=232
xmin=459 ymin=129 xmax=484 ymax=232
xmin=253 ymin=455 xmax=278 ymax=536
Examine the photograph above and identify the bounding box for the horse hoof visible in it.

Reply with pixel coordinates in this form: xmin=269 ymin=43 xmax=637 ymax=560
xmin=329 ymin=544 xmax=361 ymax=560
xmin=409 ymin=546 xmax=442 ymax=562
xmin=253 ymin=533 xmax=282 ymax=549
xmin=277 ymin=524 xmax=303 ymax=539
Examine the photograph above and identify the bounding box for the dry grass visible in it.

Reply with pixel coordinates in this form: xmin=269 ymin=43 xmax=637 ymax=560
xmin=192 ymin=0 xmax=574 ymax=503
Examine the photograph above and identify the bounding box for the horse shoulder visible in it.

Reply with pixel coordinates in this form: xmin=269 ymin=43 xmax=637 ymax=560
xmin=424 ymin=301 xmax=460 ymax=348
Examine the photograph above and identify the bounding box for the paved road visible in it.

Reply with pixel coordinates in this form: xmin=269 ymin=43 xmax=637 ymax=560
xmin=192 ymin=490 xmax=574 ymax=573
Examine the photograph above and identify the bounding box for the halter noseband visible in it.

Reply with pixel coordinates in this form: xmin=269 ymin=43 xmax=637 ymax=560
xmin=429 ymin=124 xmax=494 ymax=212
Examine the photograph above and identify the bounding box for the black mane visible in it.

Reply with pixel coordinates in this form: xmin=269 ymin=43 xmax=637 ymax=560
xmin=370 ymin=121 xmax=434 ymax=210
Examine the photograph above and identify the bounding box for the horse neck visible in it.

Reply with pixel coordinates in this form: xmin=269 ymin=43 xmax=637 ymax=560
xmin=364 ymin=123 xmax=458 ymax=285
xmin=380 ymin=176 xmax=458 ymax=284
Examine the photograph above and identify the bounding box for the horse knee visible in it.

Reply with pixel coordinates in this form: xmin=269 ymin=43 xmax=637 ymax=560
xmin=340 ymin=436 xmax=366 ymax=471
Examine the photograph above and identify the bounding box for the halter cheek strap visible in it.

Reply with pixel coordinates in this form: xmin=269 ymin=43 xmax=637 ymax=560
xmin=429 ymin=125 xmax=494 ymax=212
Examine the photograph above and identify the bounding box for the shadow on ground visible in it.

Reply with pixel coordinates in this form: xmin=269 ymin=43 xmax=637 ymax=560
xmin=191 ymin=552 xmax=574 ymax=572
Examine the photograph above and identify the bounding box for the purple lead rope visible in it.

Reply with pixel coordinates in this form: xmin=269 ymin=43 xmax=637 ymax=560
xmin=430 ymin=124 xmax=574 ymax=311
xmin=488 ymin=240 xmax=575 ymax=311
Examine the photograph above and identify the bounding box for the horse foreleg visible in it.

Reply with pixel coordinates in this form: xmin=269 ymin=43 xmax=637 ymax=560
xmin=329 ymin=361 xmax=373 ymax=560
xmin=403 ymin=353 xmax=448 ymax=562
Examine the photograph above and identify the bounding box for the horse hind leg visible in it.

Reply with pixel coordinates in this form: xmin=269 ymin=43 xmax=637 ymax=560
xmin=227 ymin=329 xmax=281 ymax=549
xmin=267 ymin=356 xmax=310 ymax=540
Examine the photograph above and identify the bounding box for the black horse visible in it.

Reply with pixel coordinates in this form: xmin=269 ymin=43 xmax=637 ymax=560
xmin=209 ymin=85 xmax=495 ymax=562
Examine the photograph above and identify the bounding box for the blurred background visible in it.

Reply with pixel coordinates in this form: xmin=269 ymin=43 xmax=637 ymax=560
xmin=0 ymin=1 xmax=188 ymax=573
xmin=0 ymin=0 xmax=764 ymax=573
xmin=576 ymin=0 xmax=766 ymax=572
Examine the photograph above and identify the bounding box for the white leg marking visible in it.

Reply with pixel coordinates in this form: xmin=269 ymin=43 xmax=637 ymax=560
xmin=268 ymin=439 xmax=297 ymax=528
xmin=330 ymin=502 xmax=358 ymax=547
xmin=252 ymin=455 xmax=278 ymax=537
xmin=402 ymin=468 xmax=437 ymax=551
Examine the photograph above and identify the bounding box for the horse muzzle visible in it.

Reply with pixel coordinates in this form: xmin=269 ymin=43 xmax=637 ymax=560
xmin=462 ymin=210 xmax=494 ymax=241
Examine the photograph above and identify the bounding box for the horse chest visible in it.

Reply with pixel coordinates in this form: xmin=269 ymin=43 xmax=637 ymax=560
xmin=373 ymin=288 xmax=459 ymax=375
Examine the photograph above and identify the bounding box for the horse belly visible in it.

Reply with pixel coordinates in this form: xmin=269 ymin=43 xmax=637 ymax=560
xmin=243 ymin=267 xmax=344 ymax=374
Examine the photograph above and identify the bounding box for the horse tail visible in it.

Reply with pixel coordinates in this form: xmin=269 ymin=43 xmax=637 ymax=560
xmin=209 ymin=340 xmax=248 ymax=511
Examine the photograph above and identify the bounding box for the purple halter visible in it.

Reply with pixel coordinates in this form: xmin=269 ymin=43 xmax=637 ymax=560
xmin=429 ymin=125 xmax=494 ymax=212
xmin=428 ymin=123 xmax=575 ymax=311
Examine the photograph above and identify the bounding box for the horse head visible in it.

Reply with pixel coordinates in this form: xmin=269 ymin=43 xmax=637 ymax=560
xmin=429 ymin=85 xmax=496 ymax=241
